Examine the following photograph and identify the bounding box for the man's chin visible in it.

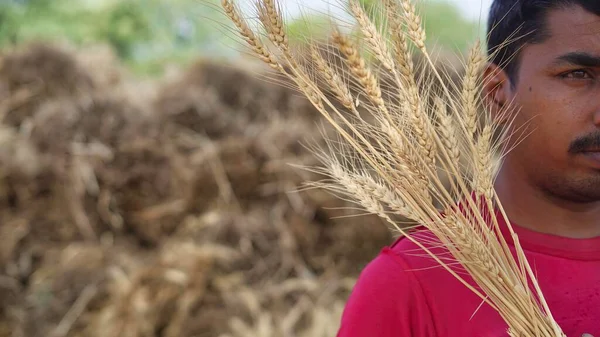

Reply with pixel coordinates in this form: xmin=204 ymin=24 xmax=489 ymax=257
xmin=540 ymin=172 xmax=600 ymax=203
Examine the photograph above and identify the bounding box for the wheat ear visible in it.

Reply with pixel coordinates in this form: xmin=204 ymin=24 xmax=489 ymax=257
xmin=221 ymin=0 xmax=283 ymax=72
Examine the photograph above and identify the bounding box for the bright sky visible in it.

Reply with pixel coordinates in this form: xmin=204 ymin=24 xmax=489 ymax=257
xmin=270 ymin=0 xmax=493 ymax=22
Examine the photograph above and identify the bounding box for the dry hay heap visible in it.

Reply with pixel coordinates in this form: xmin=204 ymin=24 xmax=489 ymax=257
xmin=0 ymin=42 xmax=391 ymax=337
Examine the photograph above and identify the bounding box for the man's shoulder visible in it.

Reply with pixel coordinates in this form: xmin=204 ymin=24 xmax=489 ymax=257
xmin=337 ymin=227 xmax=506 ymax=337
xmin=344 ymin=227 xmax=443 ymax=304
xmin=336 ymin=228 xmax=440 ymax=337
xmin=385 ymin=227 xmax=448 ymax=271
xmin=347 ymin=227 xmax=453 ymax=306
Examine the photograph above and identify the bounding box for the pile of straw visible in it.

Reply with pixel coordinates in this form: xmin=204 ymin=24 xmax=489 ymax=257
xmin=0 ymin=41 xmax=393 ymax=336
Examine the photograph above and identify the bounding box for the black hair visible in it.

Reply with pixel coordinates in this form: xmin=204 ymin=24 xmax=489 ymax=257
xmin=487 ymin=0 xmax=600 ymax=84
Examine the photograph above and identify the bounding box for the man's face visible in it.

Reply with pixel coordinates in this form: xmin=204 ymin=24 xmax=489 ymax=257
xmin=496 ymin=5 xmax=600 ymax=202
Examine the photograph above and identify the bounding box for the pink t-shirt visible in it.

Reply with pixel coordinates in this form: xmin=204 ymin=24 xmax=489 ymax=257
xmin=336 ymin=212 xmax=600 ymax=337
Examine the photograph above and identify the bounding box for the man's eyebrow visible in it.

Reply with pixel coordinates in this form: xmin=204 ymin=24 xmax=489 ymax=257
xmin=552 ymin=52 xmax=600 ymax=67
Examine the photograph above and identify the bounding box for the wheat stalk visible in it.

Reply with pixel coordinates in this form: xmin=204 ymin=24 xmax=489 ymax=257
xmin=383 ymin=0 xmax=414 ymax=80
xmin=331 ymin=28 xmax=391 ymax=118
xmin=310 ymin=46 xmax=355 ymax=111
xmin=349 ymin=0 xmax=395 ymax=71
xmin=462 ymin=40 xmax=485 ymax=137
xmin=399 ymin=0 xmax=427 ymax=51
xmin=221 ymin=0 xmax=565 ymax=336
xmin=221 ymin=0 xmax=283 ymax=72
xmin=434 ymin=96 xmax=461 ymax=165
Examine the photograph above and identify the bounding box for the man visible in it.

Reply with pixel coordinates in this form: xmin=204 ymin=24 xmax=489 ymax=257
xmin=336 ymin=1 xmax=600 ymax=336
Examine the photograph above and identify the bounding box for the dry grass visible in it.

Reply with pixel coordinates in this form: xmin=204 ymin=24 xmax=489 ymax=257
xmin=222 ymin=0 xmax=565 ymax=336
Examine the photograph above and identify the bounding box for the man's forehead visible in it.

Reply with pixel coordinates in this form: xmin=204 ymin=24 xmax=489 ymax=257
xmin=515 ymin=5 xmax=600 ymax=70
xmin=543 ymin=5 xmax=600 ymax=45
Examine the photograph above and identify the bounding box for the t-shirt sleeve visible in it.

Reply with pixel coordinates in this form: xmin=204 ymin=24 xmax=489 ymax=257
xmin=336 ymin=249 xmax=434 ymax=337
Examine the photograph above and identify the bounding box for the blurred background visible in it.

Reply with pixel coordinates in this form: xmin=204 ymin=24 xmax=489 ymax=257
xmin=0 ymin=0 xmax=488 ymax=336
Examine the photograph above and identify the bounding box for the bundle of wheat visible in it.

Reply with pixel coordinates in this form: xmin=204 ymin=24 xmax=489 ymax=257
xmin=221 ymin=0 xmax=565 ymax=335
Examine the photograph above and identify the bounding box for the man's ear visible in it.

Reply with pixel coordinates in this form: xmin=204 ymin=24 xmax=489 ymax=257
xmin=482 ymin=62 xmax=512 ymax=124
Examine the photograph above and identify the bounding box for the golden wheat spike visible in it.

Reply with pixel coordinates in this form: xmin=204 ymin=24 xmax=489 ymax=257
xmin=221 ymin=0 xmax=283 ymax=72
xmin=462 ymin=41 xmax=485 ymax=137
xmin=348 ymin=0 xmax=395 ymax=71
xmin=310 ymin=45 xmax=355 ymax=111
xmin=383 ymin=0 xmax=415 ymax=80
xmin=221 ymin=0 xmax=565 ymax=336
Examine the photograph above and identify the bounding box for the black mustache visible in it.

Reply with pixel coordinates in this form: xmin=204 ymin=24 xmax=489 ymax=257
xmin=569 ymin=133 xmax=600 ymax=153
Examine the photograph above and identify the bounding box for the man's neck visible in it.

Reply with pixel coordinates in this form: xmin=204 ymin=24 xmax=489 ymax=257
xmin=494 ymin=166 xmax=600 ymax=239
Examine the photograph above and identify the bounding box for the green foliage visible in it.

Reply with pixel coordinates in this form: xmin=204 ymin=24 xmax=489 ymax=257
xmin=0 ymin=0 xmax=481 ymax=74
xmin=419 ymin=1 xmax=482 ymax=53
xmin=286 ymin=14 xmax=332 ymax=44
xmin=0 ymin=4 xmax=19 ymax=45
xmin=0 ymin=0 xmax=151 ymax=59
xmin=0 ymin=0 xmax=232 ymax=75
xmin=288 ymin=0 xmax=482 ymax=54
xmin=97 ymin=2 xmax=152 ymax=58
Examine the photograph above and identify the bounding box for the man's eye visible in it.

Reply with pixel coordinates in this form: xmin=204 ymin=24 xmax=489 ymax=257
xmin=562 ymin=70 xmax=593 ymax=79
